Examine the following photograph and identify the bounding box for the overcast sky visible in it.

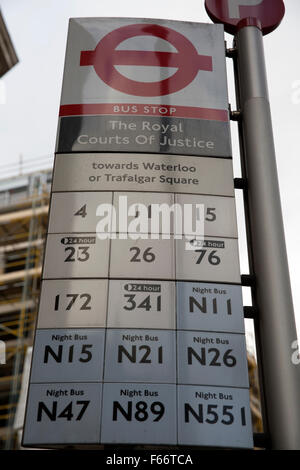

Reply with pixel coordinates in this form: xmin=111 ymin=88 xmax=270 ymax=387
xmin=0 ymin=0 xmax=299 ymax=342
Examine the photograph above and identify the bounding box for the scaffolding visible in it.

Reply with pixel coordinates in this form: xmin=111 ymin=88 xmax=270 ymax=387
xmin=0 ymin=168 xmax=51 ymax=449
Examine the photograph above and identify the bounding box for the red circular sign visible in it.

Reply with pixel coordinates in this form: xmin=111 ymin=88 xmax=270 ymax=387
xmin=80 ymin=24 xmax=213 ymax=97
xmin=205 ymin=0 xmax=285 ymax=35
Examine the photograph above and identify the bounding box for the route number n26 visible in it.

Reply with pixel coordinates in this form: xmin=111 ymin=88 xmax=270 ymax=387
xmin=187 ymin=347 xmax=237 ymax=367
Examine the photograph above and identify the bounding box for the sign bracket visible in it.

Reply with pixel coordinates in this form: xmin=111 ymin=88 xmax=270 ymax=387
xmin=253 ymin=432 xmax=271 ymax=449
xmin=230 ymin=109 xmax=242 ymax=121
xmin=234 ymin=177 xmax=248 ymax=190
xmin=243 ymin=306 xmax=258 ymax=320
xmin=226 ymin=46 xmax=237 ymax=58
xmin=241 ymin=274 xmax=255 ymax=287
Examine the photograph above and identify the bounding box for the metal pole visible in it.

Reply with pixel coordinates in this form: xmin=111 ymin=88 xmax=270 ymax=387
xmin=235 ymin=22 xmax=300 ymax=449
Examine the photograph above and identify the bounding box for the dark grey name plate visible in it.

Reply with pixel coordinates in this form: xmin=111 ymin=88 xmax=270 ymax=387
xmin=56 ymin=116 xmax=232 ymax=157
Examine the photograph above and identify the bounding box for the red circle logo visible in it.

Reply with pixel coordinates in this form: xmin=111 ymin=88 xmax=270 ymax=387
xmin=205 ymin=0 xmax=285 ymax=35
xmin=80 ymin=24 xmax=213 ymax=97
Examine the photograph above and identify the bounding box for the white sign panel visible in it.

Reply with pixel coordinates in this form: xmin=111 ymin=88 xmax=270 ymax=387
xmin=176 ymin=237 xmax=241 ymax=283
xmin=37 ymin=279 xmax=108 ymax=329
xmin=107 ymin=280 xmax=175 ymax=329
xmin=57 ymin=18 xmax=231 ymax=157
xmin=60 ymin=19 xmax=228 ymax=110
xmin=113 ymin=192 xmax=175 ymax=235
xmin=49 ymin=191 xmax=238 ymax=239
xmin=110 ymin=238 xmax=175 ymax=280
xmin=52 ymin=154 xmax=235 ymax=197
xmin=175 ymin=194 xmax=238 ymax=239
xmin=48 ymin=192 xmax=113 ymax=233
xmin=177 ymin=385 xmax=253 ymax=448
xmin=43 ymin=234 xmax=110 ymax=279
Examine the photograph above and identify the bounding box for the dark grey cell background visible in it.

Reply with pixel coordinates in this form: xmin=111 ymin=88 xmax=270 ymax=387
xmin=56 ymin=116 xmax=232 ymax=157
xmin=0 ymin=0 xmax=299 ymax=339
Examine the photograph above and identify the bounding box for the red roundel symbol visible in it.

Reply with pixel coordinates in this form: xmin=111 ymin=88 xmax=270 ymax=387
xmin=205 ymin=0 xmax=285 ymax=35
xmin=80 ymin=24 xmax=213 ymax=97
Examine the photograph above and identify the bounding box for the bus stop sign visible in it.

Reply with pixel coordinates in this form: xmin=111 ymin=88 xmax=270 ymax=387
xmin=205 ymin=0 xmax=285 ymax=35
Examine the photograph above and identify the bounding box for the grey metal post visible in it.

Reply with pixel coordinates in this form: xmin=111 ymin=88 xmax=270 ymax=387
xmin=235 ymin=24 xmax=300 ymax=449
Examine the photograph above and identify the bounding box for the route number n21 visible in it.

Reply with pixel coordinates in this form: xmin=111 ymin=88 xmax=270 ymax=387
xmin=118 ymin=345 xmax=163 ymax=364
